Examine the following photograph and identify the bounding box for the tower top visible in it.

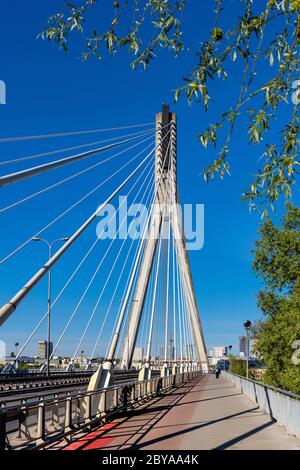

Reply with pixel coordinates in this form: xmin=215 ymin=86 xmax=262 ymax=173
xmin=156 ymin=104 xmax=176 ymax=172
xmin=158 ymin=104 xmax=175 ymax=126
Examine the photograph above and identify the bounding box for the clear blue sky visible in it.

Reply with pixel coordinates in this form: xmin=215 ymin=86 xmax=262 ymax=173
xmin=0 ymin=1 xmax=298 ymax=359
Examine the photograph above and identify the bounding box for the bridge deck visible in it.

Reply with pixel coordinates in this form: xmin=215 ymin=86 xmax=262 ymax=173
xmin=62 ymin=374 xmax=300 ymax=450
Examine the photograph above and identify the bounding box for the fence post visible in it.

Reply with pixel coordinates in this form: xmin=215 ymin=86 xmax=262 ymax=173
xmin=36 ymin=402 xmax=46 ymax=445
xmin=97 ymin=391 xmax=106 ymax=417
xmin=65 ymin=396 xmax=72 ymax=432
xmin=114 ymin=388 xmax=118 ymax=408
xmin=85 ymin=394 xmax=92 ymax=423
xmin=52 ymin=394 xmax=60 ymax=430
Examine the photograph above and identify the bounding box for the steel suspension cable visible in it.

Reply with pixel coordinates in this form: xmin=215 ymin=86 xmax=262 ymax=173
xmin=186 ymin=292 xmax=194 ymax=362
xmin=78 ymin=128 xmax=171 ymax=360
xmin=139 ymin=266 xmax=155 ymax=357
xmin=180 ymin=267 xmax=197 ymax=363
xmin=0 ymin=134 xmax=161 ymax=265
xmin=0 ymin=140 xmax=163 ymax=326
xmin=50 ymin=154 xmax=155 ymax=358
xmin=145 ymin=207 xmax=165 ymax=363
xmin=0 ymin=122 xmax=154 ymax=143
xmin=172 ymin=234 xmax=177 ymax=363
xmin=14 ymin=133 xmax=171 ymax=360
xmin=163 ymin=216 xmax=171 ymax=363
xmin=180 ymin=271 xmax=189 ymax=362
xmin=70 ymin=158 xmax=155 ymax=361
xmin=176 ymin=259 xmax=183 ymax=363
xmin=161 ymin=136 xmax=173 ymax=365
xmin=0 ymin=128 xmax=155 ymax=167
xmin=184 ymin=289 xmax=194 ymax=362
xmin=0 ymin=133 xmax=156 ymax=214
xmin=111 ymin=188 xmax=158 ymax=363
xmin=93 ymin=134 xmax=160 ymax=362
xmin=112 ymin=185 xmax=161 ymax=363
xmin=13 ymin=151 xmax=154 ymax=361
xmin=0 ymin=127 xmax=163 ymax=188
xmin=90 ymin=171 xmax=156 ymax=360
xmin=105 ymin=135 xmax=172 ymax=363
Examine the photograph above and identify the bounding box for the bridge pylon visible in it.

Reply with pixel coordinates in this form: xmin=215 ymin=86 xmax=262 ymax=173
xmin=120 ymin=104 xmax=208 ymax=374
xmin=87 ymin=104 xmax=208 ymax=393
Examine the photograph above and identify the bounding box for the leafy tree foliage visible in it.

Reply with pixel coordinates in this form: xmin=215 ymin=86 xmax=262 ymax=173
xmin=229 ymin=355 xmax=247 ymax=376
xmin=252 ymin=203 xmax=300 ymax=393
xmin=40 ymin=1 xmax=300 ymax=213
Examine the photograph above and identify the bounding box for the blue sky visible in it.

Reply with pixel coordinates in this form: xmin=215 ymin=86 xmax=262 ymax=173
xmin=0 ymin=1 xmax=299 ymax=359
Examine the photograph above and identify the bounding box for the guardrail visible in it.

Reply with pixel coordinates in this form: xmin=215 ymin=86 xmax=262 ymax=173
xmin=223 ymin=371 xmax=300 ymax=439
xmin=0 ymin=370 xmax=201 ymax=450
xmin=0 ymin=369 xmax=96 ymax=376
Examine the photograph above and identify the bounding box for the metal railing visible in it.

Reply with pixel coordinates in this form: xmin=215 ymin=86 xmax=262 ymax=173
xmin=0 ymin=369 xmax=141 ymax=395
xmin=0 ymin=370 xmax=201 ymax=450
xmin=223 ymin=371 xmax=300 ymax=439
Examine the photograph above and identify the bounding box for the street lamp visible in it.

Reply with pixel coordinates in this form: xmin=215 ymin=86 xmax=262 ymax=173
xmin=32 ymin=237 xmax=69 ymax=376
xmin=243 ymin=320 xmax=252 ymax=379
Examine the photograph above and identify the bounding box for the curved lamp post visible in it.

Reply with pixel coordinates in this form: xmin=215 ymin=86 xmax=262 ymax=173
xmin=32 ymin=237 xmax=69 ymax=376
xmin=243 ymin=320 xmax=252 ymax=379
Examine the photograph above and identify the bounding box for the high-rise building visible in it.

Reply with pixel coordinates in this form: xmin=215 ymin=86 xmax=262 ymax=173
xmin=38 ymin=341 xmax=53 ymax=359
xmin=239 ymin=336 xmax=247 ymax=357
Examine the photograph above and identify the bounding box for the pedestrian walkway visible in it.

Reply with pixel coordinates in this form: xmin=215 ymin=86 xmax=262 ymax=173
xmin=62 ymin=374 xmax=300 ymax=450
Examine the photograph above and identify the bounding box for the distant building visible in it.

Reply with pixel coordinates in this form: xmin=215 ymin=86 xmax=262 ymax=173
xmin=38 ymin=341 xmax=53 ymax=359
xmin=209 ymin=347 xmax=225 ymax=366
xmin=239 ymin=336 xmax=247 ymax=357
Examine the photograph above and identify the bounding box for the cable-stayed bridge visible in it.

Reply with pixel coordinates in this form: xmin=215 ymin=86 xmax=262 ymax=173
xmin=0 ymin=106 xmax=299 ymax=451
xmin=0 ymin=104 xmax=207 ymax=376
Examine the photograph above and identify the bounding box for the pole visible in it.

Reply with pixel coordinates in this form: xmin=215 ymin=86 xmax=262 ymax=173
xmin=46 ymin=244 xmax=52 ymax=377
xmin=246 ymin=329 xmax=249 ymax=379
xmin=32 ymin=237 xmax=68 ymax=376
xmin=244 ymin=320 xmax=251 ymax=380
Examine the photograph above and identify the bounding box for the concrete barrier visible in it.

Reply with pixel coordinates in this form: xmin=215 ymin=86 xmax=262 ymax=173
xmin=223 ymin=371 xmax=300 ymax=439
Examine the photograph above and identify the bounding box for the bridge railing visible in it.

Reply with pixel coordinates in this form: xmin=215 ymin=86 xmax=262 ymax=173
xmin=223 ymin=371 xmax=300 ymax=439
xmin=0 ymin=370 xmax=201 ymax=450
